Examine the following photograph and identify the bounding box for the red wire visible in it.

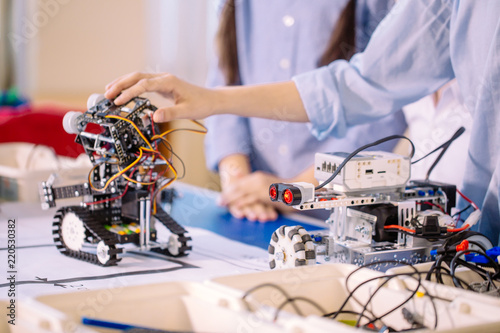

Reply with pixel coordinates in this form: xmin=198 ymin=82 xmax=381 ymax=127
xmin=456 ymin=189 xmax=479 ymax=210
xmin=150 ymin=114 xmax=156 ymax=136
xmin=385 ymin=223 xmax=470 ymax=234
xmin=447 ymin=224 xmax=470 ymax=232
xmin=87 ymin=181 xmax=130 ymax=205
xmin=384 ymin=225 xmax=416 ymax=233
xmin=416 ymin=201 xmax=444 ymax=213
xmin=86 ymin=166 xmax=138 ymax=205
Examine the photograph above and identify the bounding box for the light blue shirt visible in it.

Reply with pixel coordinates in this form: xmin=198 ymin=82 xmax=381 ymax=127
xmin=293 ymin=0 xmax=500 ymax=245
xmin=204 ymin=0 xmax=407 ymax=179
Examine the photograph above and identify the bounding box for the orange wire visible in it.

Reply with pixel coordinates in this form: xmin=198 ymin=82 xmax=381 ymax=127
xmin=151 ymin=119 xmax=207 ymax=141
xmin=447 ymin=224 xmax=470 ymax=232
xmin=383 ymin=225 xmax=416 ymax=233
xmin=105 ymin=115 xmax=153 ymax=150
xmin=89 ymin=148 xmax=144 ymax=192
xmin=87 ymin=117 xmax=197 ymax=211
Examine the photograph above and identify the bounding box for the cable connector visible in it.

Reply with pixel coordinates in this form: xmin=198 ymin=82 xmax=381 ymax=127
xmin=465 ymin=246 xmax=500 ymax=264
xmin=402 ymin=308 xmax=424 ymax=328
xmin=431 ymin=240 xmax=469 ymax=256
xmin=416 ymin=215 xmax=447 ymax=236
xmin=464 ymin=209 xmax=481 ymax=228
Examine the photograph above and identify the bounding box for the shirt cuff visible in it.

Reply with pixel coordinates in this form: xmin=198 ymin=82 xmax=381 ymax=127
xmin=292 ymin=63 xmax=349 ymax=141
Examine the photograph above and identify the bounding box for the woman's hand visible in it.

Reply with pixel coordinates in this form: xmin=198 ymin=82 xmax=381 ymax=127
xmin=104 ymin=72 xmax=217 ymax=123
xmin=105 ymin=72 xmax=308 ymax=123
xmin=219 ymin=171 xmax=282 ymax=209
xmin=218 ymin=155 xmax=280 ymax=222
xmin=227 ymin=201 xmax=279 ymax=222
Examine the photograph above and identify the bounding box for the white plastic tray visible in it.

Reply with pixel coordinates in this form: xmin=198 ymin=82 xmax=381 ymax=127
xmin=13 ymin=281 xmax=283 ymax=333
xmin=0 ymin=143 xmax=91 ymax=202
xmin=11 ymin=263 xmax=500 ymax=333
xmin=209 ymin=263 xmax=500 ymax=332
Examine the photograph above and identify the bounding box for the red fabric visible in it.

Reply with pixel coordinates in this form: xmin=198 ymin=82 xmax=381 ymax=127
xmin=0 ymin=104 xmax=85 ymax=158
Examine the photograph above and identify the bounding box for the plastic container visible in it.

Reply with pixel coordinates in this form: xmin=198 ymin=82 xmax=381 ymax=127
xmin=0 ymin=143 xmax=90 ymax=202
xmin=15 ymin=281 xmax=285 ymax=333
xmin=209 ymin=263 xmax=500 ymax=332
xmin=386 ymin=261 xmax=500 ymax=297
xmin=14 ymin=264 xmax=500 ymax=333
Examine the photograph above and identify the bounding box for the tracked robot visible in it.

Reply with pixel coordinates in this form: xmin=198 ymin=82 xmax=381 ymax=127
xmin=39 ymin=94 xmax=194 ymax=266
xmin=268 ymin=136 xmax=491 ymax=271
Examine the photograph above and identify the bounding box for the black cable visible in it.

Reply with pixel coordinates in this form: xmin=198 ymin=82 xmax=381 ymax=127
xmin=326 ymin=274 xmax=383 ymax=319
xmin=344 ymin=261 xmax=430 ymax=329
xmin=426 ymin=255 xmax=447 ymax=285
xmin=330 ymin=261 xmax=438 ymax=330
xmin=451 ymin=204 xmax=472 ymax=218
xmin=160 ymin=140 xmax=187 ymax=180
xmin=452 ymin=258 xmax=496 ymax=281
xmin=425 ymin=260 xmax=474 ymax=290
xmin=324 ymin=309 xmax=375 ymax=322
xmin=327 ymin=262 xmax=415 ymax=323
xmin=241 ymin=283 xmax=303 ymax=316
xmin=273 ymin=296 xmax=327 ymax=321
xmin=428 ymin=234 xmax=493 ymax=290
xmin=316 ymin=135 xmax=415 ymax=190
xmin=411 ymin=127 xmax=465 ymax=165
xmin=366 ymin=279 xmax=438 ymax=330
xmin=450 ymin=249 xmax=500 ymax=289
xmin=423 ymin=127 xmax=465 ymax=180
xmin=438 ymin=268 xmax=472 ymax=289
xmin=485 ymin=272 xmax=500 ymax=293
xmin=243 ymin=262 xmax=445 ymax=331
xmin=355 ymin=273 xmax=420 ymax=328
xmin=466 ymin=240 xmax=489 ymax=254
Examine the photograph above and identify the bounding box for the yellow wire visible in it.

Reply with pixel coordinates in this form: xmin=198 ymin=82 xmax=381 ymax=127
xmin=151 ymin=150 xmax=178 ymax=214
xmin=118 ymin=148 xmax=173 ymax=186
xmin=151 ymin=120 xmax=207 ymax=141
xmin=89 ymin=148 xmax=144 ymax=192
xmin=105 ymin=115 xmax=153 ymax=150
xmin=121 ymin=173 xmax=155 ymax=185
xmin=87 ymin=117 xmax=196 ymax=208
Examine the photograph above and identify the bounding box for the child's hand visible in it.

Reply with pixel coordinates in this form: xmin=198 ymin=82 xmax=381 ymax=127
xmin=105 ymin=72 xmax=216 ymax=122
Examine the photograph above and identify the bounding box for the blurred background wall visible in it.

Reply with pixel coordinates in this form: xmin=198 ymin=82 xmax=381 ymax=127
xmin=5 ymin=0 xmax=220 ymax=188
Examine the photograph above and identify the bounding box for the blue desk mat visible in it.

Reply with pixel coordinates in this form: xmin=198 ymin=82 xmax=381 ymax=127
xmin=168 ymin=187 xmax=325 ymax=250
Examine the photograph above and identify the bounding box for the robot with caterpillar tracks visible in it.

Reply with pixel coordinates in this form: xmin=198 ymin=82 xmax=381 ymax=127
xmin=39 ymin=94 xmax=194 ymax=266
xmin=267 ymin=140 xmax=490 ymax=271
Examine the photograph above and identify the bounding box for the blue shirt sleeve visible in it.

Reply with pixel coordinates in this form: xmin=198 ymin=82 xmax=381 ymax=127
xmin=204 ymin=54 xmax=253 ymax=172
xmin=355 ymin=0 xmax=395 ymax=51
xmin=203 ymin=0 xmax=254 ymax=172
xmin=293 ymin=0 xmax=455 ymax=141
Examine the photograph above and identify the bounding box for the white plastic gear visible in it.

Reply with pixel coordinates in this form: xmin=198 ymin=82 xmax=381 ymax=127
xmin=295 ymin=226 xmax=316 ymax=265
xmin=87 ymin=93 xmax=105 ymax=109
xmin=60 ymin=212 xmax=86 ymax=251
xmin=62 ymin=111 xmax=83 ymax=134
xmin=268 ymin=225 xmax=316 ymax=269
xmin=96 ymin=241 xmax=111 ymax=265
xmin=167 ymin=234 xmax=182 ymax=256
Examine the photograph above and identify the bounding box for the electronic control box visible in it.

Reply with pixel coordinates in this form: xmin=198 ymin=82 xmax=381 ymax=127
xmin=314 ymin=151 xmax=410 ymax=194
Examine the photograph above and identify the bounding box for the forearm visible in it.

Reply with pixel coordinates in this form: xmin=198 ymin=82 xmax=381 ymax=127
xmin=214 ymin=81 xmax=309 ymax=122
xmin=218 ymin=154 xmax=251 ymax=188
xmin=106 ymin=73 xmax=309 ymax=123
